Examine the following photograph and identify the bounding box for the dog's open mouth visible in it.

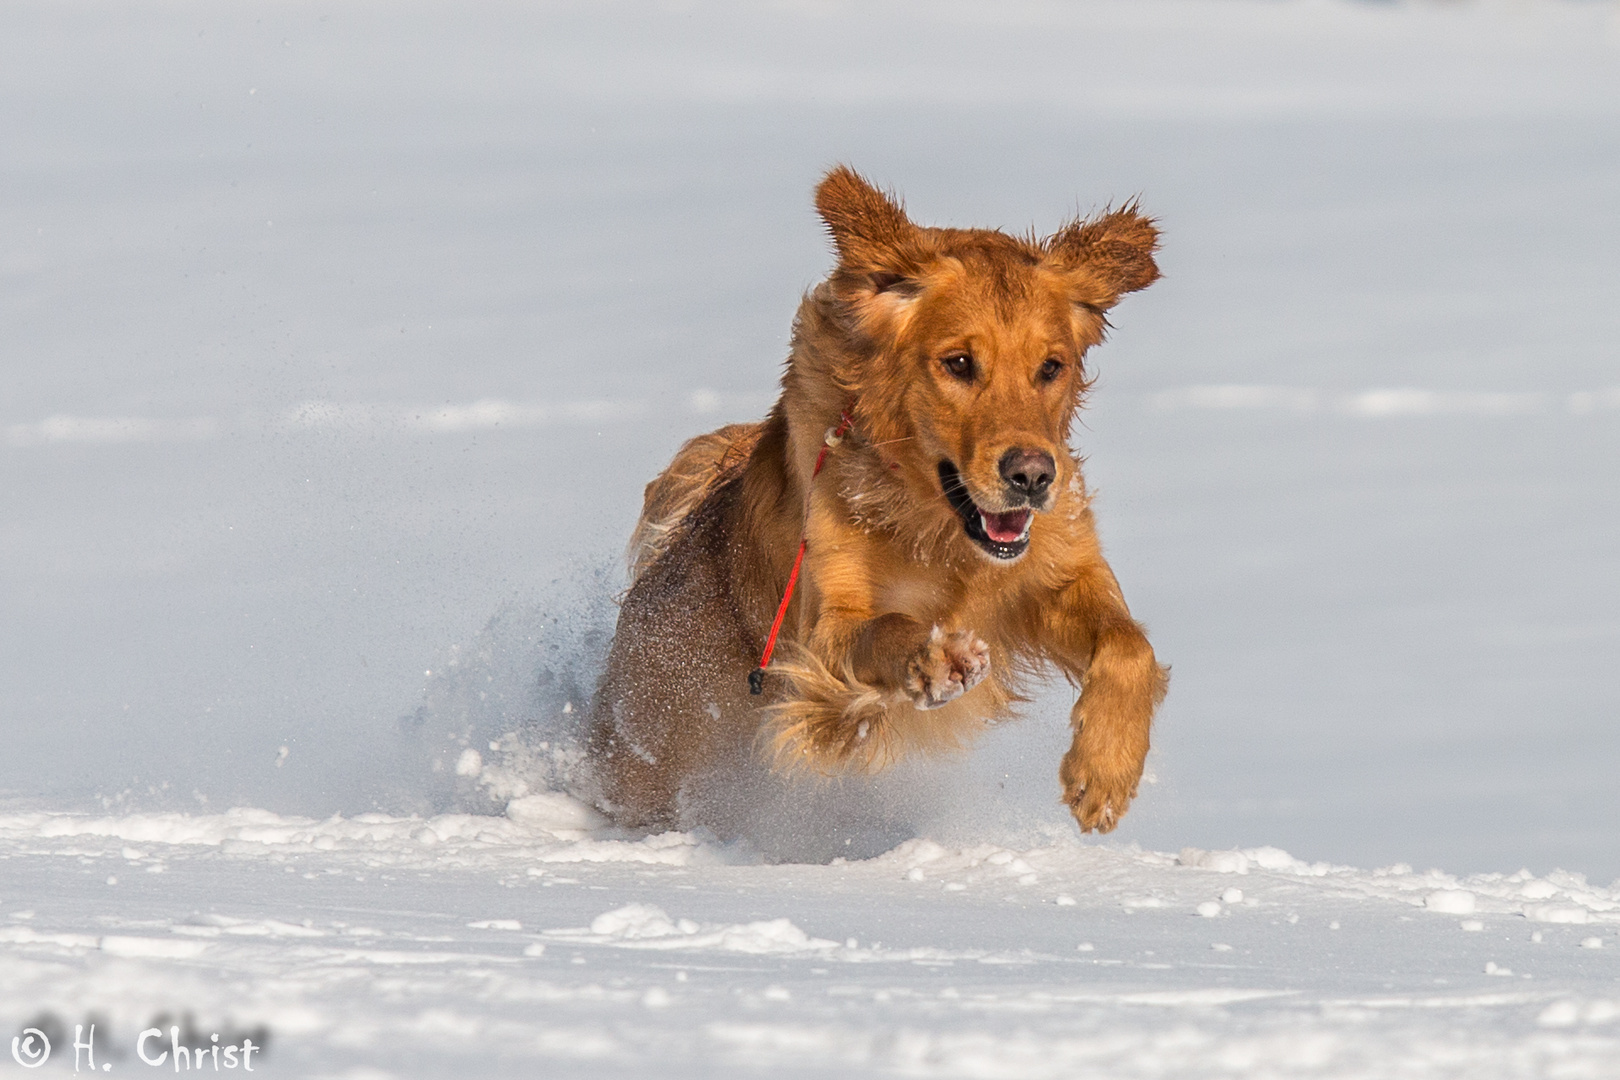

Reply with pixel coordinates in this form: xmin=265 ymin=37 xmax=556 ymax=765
xmin=938 ymin=461 xmax=1032 ymax=561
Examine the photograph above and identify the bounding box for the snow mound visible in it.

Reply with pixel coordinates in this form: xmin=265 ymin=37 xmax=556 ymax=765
xmin=869 ymin=839 xmax=1620 ymax=925
xmin=1177 ymin=845 xmax=1334 ymax=875
xmin=1524 ymin=904 xmax=1593 ymax=925
xmin=175 ymin=915 xmax=327 ymax=938
xmin=1539 ymin=999 xmax=1620 ymax=1028
xmin=99 ymin=935 xmax=210 ymax=959
xmin=505 ymin=792 xmax=609 ymax=837
xmin=547 ymin=903 xmax=840 ymax=955
xmin=0 ymin=802 xmax=736 ymax=870
xmin=1425 ymin=889 xmax=1477 ymax=915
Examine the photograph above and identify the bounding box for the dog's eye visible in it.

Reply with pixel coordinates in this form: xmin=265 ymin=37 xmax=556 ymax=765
xmin=1039 ymin=357 xmax=1064 ymax=383
xmin=941 ymin=353 xmax=975 ymax=382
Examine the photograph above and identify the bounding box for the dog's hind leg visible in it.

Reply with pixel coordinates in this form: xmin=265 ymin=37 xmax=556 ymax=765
xmin=589 ymin=481 xmax=764 ymax=828
xmin=586 ymin=618 xmax=761 ymax=829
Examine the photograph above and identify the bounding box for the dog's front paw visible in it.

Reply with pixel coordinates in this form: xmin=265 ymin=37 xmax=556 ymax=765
xmin=1059 ymin=742 xmax=1142 ymax=834
xmin=903 ymin=627 xmax=989 ymax=710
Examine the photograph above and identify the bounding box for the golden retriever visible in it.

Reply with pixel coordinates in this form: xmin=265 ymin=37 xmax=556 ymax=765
xmin=587 ymin=166 xmax=1167 ymax=837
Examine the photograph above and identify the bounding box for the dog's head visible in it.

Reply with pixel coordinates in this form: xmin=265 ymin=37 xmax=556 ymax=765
xmin=813 ymin=166 xmax=1159 ymax=562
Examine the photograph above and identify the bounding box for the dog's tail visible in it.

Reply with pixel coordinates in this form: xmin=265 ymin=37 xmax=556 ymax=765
xmin=628 ymin=421 xmax=764 ymax=582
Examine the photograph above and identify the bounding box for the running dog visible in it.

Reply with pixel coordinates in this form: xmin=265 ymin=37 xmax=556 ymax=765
xmin=587 ymin=166 xmax=1167 ymax=836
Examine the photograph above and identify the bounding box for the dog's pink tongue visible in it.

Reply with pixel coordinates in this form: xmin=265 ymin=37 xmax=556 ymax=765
xmin=979 ymin=509 xmax=1031 ymax=544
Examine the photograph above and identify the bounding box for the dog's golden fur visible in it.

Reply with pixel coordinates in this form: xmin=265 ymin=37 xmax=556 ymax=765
xmin=588 ymin=167 xmax=1168 ymax=835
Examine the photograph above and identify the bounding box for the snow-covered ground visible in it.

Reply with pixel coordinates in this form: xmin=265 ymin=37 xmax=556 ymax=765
xmin=4 ymin=802 xmax=1619 ymax=1077
xmin=4 ymin=0 xmax=1620 ymax=1074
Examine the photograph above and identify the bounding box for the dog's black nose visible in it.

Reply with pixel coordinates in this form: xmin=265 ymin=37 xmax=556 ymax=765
xmin=999 ymin=448 xmax=1055 ymax=501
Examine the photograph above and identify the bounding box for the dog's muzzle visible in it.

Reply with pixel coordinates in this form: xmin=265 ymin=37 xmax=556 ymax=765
xmin=938 ymin=460 xmax=1034 ymax=561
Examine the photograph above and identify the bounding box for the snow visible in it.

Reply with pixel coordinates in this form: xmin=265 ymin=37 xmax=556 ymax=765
xmin=556 ymin=904 xmax=841 ymax=955
xmin=3 ymin=806 xmax=1619 ymax=1076
xmin=4 ymin=0 xmax=1620 ymax=1074
xmin=1425 ymin=890 xmax=1478 ymax=915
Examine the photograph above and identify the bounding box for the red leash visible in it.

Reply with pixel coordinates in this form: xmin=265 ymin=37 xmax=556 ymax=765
xmin=749 ymin=407 xmax=855 ymax=695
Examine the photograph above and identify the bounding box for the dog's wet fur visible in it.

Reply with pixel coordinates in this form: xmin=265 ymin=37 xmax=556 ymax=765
xmin=586 ymin=167 xmax=1168 ymax=838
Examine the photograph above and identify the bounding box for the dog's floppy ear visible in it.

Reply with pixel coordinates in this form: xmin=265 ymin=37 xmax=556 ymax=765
xmin=1045 ymin=203 xmax=1160 ymax=311
xmin=815 ymin=165 xmax=926 ymax=303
